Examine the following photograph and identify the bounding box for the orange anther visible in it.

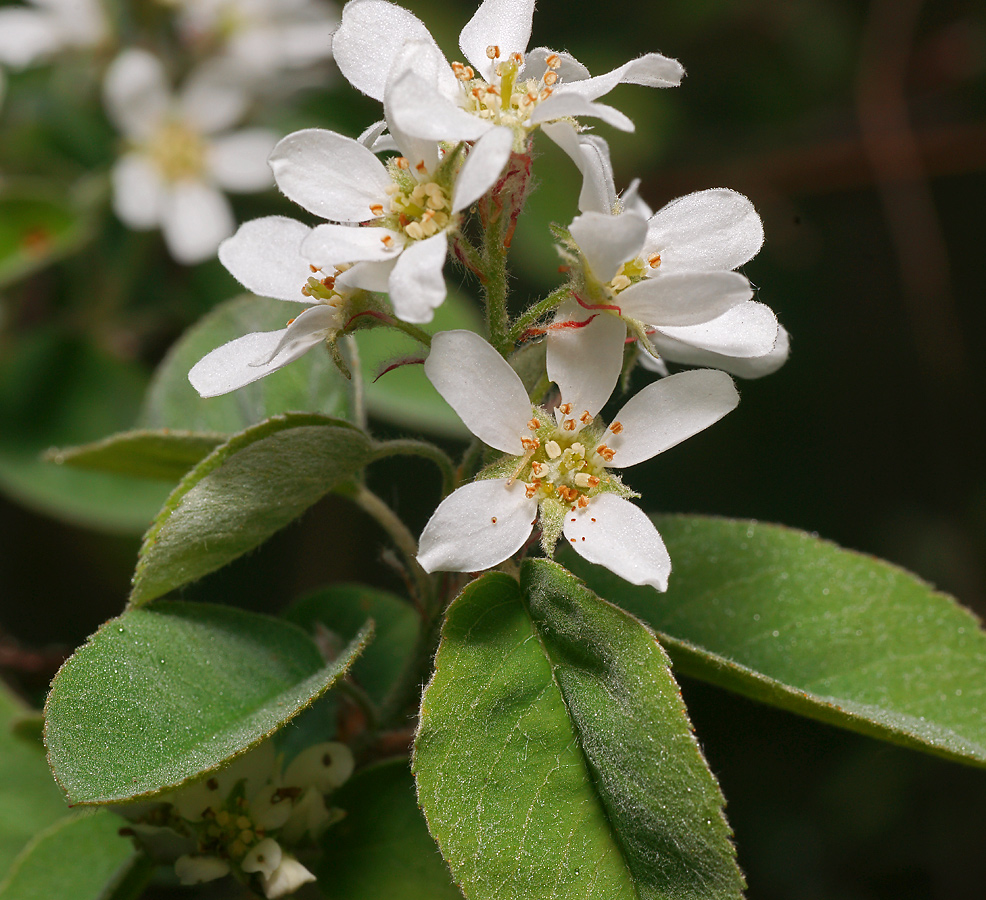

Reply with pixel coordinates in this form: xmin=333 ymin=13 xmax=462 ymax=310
xmin=309 ymin=264 xmax=320 ymax=273
xmin=596 ymin=445 xmax=615 ymax=462
xmin=577 ymin=495 xmax=588 ymax=509
xmin=415 ymin=160 xmax=427 ymax=172
xmin=369 ymin=203 xmax=384 ymax=215
xmin=527 ymin=417 xmax=540 ymax=431
xmin=491 ymin=517 xmax=497 ymax=524
xmin=609 ymin=421 xmax=624 ymax=434
xmin=543 ymin=71 xmax=558 ymax=86
xmin=563 ymin=419 xmax=576 ymax=431
xmin=396 ymin=157 xmax=409 ymax=169
xmin=381 ymin=234 xmax=395 ymax=248
xmin=587 ymin=476 xmax=601 ymax=488
xmin=511 ymin=52 xmax=523 ymax=64
xmin=648 ymin=254 xmax=662 ymax=268
xmin=558 ymin=403 xmax=572 ymax=415
xmin=545 ymin=54 xmax=560 ymax=69
xmin=580 ymin=410 xmax=593 ymax=424
xmin=531 ymin=461 xmax=544 ymax=476
xmin=486 ymin=45 xmax=500 ymax=59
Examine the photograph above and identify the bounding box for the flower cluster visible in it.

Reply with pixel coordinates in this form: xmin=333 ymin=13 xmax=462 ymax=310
xmin=120 ymin=740 xmax=353 ymax=898
xmin=186 ymin=0 xmax=790 ymax=591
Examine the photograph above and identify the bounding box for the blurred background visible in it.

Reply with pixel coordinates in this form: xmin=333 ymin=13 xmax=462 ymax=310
xmin=1 ymin=0 xmax=985 ymax=897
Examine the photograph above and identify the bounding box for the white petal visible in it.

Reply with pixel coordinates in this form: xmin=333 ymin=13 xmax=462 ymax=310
xmin=417 ymin=479 xmax=536 ymax=573
xmin=0 ymin=9 xmax=60 ymax=68
xmin=261 ymin=856 xmax=317 ymax=900
xmin=644 ymin=188 xmax=764 ymax=271
xmin=242 ymin=838 xmax=282 ymax=879
xmin=331 ymin=0 xmax=450 ymax=102
xmin=459 ymin=0 xmax=534 ymax=80
xmin=302 ymin=223 xmax=403 ymax=266
xmin=161 ymin=181 xmax=234 ymax=264
xmin=557 ymin=53 xmax=684 ymax=101
xmin=605 ymin=368 xmax=739 ymax=468
xmin=269 ymin=128 xmax=391 ymax=222
xmin=541 ymin=122 xmax=615 ymax=215
xmin=251 ymin=305 xmax=340 ymax=366
xmin=616 ymin=270 xmax=753 ymax=327
xmin=570 ymin=209 xmax=646 ymax=283
xmin=655 ymin=300 xmax=779 ymax=358
xmin=188 ymin=308 xmax=333 ymax=397
xmin=357 ymin=119 xmax=391 ymax=151
xmin=218 ymin=216 xmax=314 ymax=302
xmin=547 ymin=301 xmax=625 ymax=420
xmin=179 ymin=59 xmax=250 ymax=134
xmin=523 ymin=47 xmax=589 ymax=83
xmin=283 ymin=742 xmax=354 ymax=792
xmin=111 ymin=154 xmax=164 ymax=230
xmin=387 ymin=232 xmax=448 ymax=323
xmin=335 ymin=258 xmax=396 ymax=293
xmin=653 ymin=323 xmax=790 ymax=379
xmin=425 ymin=330 xmax=532 ymax=452
xmin=564 ymin=495 xmax=671 ymax=591
xmin=531 ymin=93 xmax=634 ymax=132
xmin=385 ymin=65 xmax=491 ymax=151
xmin=175 ymin=855 xmax=231 ymax=885
xmin=451 ymin=127 xmax=514 ymax=212
xmin=103 ymin=49 xmax=169 ymax=140
xmin=208 ymin=129 xmax=278 ymax=192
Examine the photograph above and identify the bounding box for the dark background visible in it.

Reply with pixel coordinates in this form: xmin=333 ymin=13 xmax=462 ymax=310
xmin=2 ymin=0 xmax=986 ymax=896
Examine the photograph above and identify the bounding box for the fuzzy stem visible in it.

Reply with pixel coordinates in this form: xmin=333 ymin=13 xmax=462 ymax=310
xmin=350 ymin=484 xmax=434 ymax=612
xmin=509 ymin=284 xmax=571 ymax=343
xmin=372 ymin=438 xmax=457 ymax=496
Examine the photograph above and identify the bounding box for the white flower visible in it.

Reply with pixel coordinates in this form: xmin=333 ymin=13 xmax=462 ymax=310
xmin=0 ymin=0 xmax=107 ymax=70
xmin=417 ymin=330 xmax=738 ymax=590
xmin=175 ymin=853 xmax=232 ymax=885
xmin=188 ymin=215 xmax=363 ymax=396
xmin=261 ymin=854 xmax=318 ymax=899
xmin=550 ymin=186 xmax=788 ymax=380
xmin=269 ymin=104 xmax=514 ymax=322
xmin=331 ymin=0 xmax=683 ymax=171
xmin=103 ymin=49 xmax=278 ymax=264
xmin=168 ymin=0 xmax=338 ymax=78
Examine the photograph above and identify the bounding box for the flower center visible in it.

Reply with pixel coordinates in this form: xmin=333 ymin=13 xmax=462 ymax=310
xmin=300 ymin=264 xmax=350 ymax=306
xmin=147 ymin=120 xmax=206 ymax=182
xmin=452 ymin=49 xmax=561 ymax=134
xmin=509 ymin=407 xmax=625 ymax=510
xmin=377 ymin=174 xmax=451 ymax=241
xmin=607 ymin=254 xmax=660 ymax=294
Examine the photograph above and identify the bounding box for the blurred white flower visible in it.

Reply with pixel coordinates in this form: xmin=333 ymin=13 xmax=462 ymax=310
xmin=550 ymin=186 xmax=788 ymax=380
xmin=332 ymin=0 xmax=683 ymax=169
xmin=103 ymin=49 xmax=278 ymax=264
xmin=167 ymin=0 xmax=339 ymax=78
xmin=0 ymin=0 xmax=107 ymax=70
xmin=417 ymin=330 xmax=738 ymax=590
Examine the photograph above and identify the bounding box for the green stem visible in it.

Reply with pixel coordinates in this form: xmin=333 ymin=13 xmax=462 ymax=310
xmin=378 ymin=605 xmax=444 ymax=729
xmin=388 ymin=317 xmax=433 ymax=348
xmin=527 ymin=372 xmax=551 ymax=405
xmin=337 ymin=679 xmax=380 ymax=731
xmin=341 ymin=334 xmax=366 ymax=430
xmin=508 ymin=284 xmax=571 ymax=343
xmin=457 ymin=436 xmax=487 ymax=484
xmin=482 ymin=220 xmax=511 ymax=355
xmin=372 ymin=438 xmax=457 ymax=496
xmin=350 ymin=484 xmax=434 ymax=612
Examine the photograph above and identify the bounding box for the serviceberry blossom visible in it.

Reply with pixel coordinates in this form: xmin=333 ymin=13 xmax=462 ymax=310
xmin=122 ymin=740 xmax=353 ymax=899
xmin=166 ymin=0 xmax=339 ymax=79
xmin=270 ymin=105 xmax=513 ymax=322
xmin=189 ymin=216 xmax=368 ymax=396
xmin=103 ymin=49 xmax=278 ymax=264
xmin=417 ymin=330 xmax=738 ymax=590
xmin=331 ymin=0 xmax=683 ymax=165
xmin=550 ymin=184 xmax=789 ymax=380
xmin=0 ymin=0 xmax=107 ymax=71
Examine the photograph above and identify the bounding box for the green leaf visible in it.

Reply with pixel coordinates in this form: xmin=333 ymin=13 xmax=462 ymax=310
xmin=414 ymin=562 xmax=744 ymax=900
xmin=129 ymin=413 xmax=372 ymax=604
xmin=357 ymin=288 xmax=480 ymax=438
xmin=286 ymin=584 xmax=419 ymax=707
xmin=0 ymin=813 xmax=149 ymax=900
xmin=45 ymin=600 xmax=371 ymax=805
xmin=47 ymin=429 xmax=225 ymax=481
xmin=0 ymin=188 xmax=90 ymax=288
xmin=0 ymin=331 xmax=173 ymax=533
xmin=139 ymin=293 xmax=352 ymax=434
xmin=0 ymin=686 xmax=69 ymax=876
xmin=566 ymin=515 xmax=986 ymax=768
xmin=316 ymin=759 xmax=463 ymax=900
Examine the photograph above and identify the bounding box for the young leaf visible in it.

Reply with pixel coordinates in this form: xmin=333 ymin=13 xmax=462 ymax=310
xmin=414 ymin=562 xmax=745 ymax=900
xmin=316 ymin=760 xmax=463 ymax=899
xmin=129 ymin=413 xmax=372 ymax=604
xmin=139 ymin=293 xmax=352 ymax=435
xmin=47 ymin=430 xmax=225 ymax=481
xmin=286 ymin=584 xmax=420 ymax=707
xmin=0 ymin=687 xmax=69 ymax=875
xmin=45 ymin=600 xmax=371 ymax=805
xmin=0 ymin=812 xmax=149 ymax=900
xmin=566 ymin=515 xmax=986 ymax=768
